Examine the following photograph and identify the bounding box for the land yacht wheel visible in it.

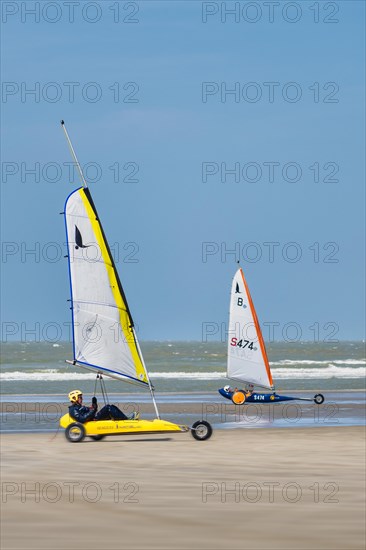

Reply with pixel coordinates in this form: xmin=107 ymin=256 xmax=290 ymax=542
xmin=314 ymin=394 xmax=325 ymax=405
xmin=232 ymin=391 xmax=246 ymax=405
xmin=65 ymin=422 xmax=86 ymax=443
xmin=191 ymin=421 xmax=213 ymax=441
xmin=90 ymin=435 xmax=105 ymax=441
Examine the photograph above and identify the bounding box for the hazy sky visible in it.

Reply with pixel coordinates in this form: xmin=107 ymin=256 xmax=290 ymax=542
xmin=1 ymin=1 xmax=365 ymax=342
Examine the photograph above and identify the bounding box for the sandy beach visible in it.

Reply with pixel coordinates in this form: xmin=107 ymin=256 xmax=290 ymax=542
xmin=1 ymin=426 xmax=365 ymax=550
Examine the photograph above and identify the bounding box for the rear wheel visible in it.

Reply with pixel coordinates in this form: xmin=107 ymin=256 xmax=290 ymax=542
xmin=65 ymin=422 xmax=86 ymax=443
xmin=191 ymin=421 xmax=213 ymax=441
xmin=314 ymin=394 xmax=325 ymax=405
xmin=232 ymin=391 xmax=246 ymax=405
xmin=90 ymin=435 xmax=105 ymax=441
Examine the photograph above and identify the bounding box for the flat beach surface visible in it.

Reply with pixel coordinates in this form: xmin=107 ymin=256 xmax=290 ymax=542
xmin=1 ymin=426 xmax=365 ymax=550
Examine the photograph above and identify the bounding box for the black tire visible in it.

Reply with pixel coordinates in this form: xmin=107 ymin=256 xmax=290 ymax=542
xmin=90 ymin=435 xmax=105 ymax=441
xmin=191 ymin=420 xmax=213 ymax=441
xmin=314 ymin=393 xmax=325 ymax=405
xmin=65 ymin=422 xmax=86 ymax=443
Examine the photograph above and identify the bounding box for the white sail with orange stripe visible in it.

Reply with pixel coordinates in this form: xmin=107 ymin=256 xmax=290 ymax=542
xmin=227 ymin=268 xmax=274 ymax=390
xmin=64 ymin=186 xmax=149 ymax=386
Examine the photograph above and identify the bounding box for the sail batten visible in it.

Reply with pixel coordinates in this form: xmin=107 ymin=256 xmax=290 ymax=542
xmin=72 ymin=300 xmax=128 ymax=312
xmin=227 ymin=268 xmax=274 ymax=390
xmin=64 ymin=186 xmax=148 ymax=387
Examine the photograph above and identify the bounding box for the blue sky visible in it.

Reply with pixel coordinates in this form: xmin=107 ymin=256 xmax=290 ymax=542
xmin=1 ymin=1 xmax=365 ymax=342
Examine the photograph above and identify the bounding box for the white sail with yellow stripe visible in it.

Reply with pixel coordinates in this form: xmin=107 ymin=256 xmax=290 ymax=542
xmin=64 ymin=186 xmax=149 ymax=386
xmin=227 ymin=268 xmax=274 ymax=390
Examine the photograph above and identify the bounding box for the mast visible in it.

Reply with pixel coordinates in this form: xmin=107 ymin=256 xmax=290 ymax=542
xmin=60 ymin=120 xmax=161 ymax=416
xmin=239 ymin=268 xmax=274 ymax=389
xmin=61 ymin=120 xmax=88 ymax=188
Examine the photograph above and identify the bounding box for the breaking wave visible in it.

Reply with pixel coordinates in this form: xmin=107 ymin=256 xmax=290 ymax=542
xmin=1 ymin=365 xmax=365 ymax=382
xmin=270 ymin=359 xmax=365 ymax=366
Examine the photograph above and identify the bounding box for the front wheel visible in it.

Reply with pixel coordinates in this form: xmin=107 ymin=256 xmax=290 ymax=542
xmin=65 ymin=422 xmax=86 ymax=443
xmin=191 ymin=420 xmax=213 ymax=441
xmin=90 ymin=435 xmax=105 ymax=441
xmin=314 ymin=393 xmax=325 ymax=405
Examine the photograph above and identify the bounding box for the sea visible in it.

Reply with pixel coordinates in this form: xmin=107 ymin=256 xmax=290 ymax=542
xmin=1 ymin=340 xmax=365 ymax=394
xmin=1 ymin=341 xmax=365 ymax=432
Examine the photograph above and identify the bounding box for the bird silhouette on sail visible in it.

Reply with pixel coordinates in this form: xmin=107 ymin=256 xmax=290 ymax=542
xmin=74 ymin=225 xmax=89 ymax=249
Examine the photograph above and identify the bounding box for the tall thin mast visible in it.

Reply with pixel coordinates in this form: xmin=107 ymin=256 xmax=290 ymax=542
xmin=60 ymin=120 xmax=88 ymax=188
xmin=61 ymin=120 xmax=161 ymax=416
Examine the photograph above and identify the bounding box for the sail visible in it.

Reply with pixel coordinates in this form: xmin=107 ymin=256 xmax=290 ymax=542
xmin=227 ymin=268 xmax=273 ymax=389
xmin=64 ymin=186 xmax=149 ymax=386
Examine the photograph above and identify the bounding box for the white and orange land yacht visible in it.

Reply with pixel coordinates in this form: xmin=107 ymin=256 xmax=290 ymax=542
xmin=58 ymin=121 xmax=212 ymax=443
xmin=218 ymin=267 xmax=325 ymax=406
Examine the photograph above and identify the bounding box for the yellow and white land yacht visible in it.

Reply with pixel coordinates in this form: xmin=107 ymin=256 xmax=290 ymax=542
xmin=59 ymin=121 xmax=212 ymax=443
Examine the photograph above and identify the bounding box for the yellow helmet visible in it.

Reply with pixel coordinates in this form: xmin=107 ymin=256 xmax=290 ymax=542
xmin=68 ymin=390 xmax=82 ymax=403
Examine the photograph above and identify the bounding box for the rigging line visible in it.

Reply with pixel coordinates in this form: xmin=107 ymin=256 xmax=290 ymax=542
xmin=60 ymin=120 xmax=88 ymax=188
xmin=99 ymin=375 xmax=108 ymax=406
xmin=99 ymin=375 xmax=104 ymax=405
xmin=99 ymin=375 xmax=105 ymax=405
xmin=102 ymin=376 xmax=109 ymax=405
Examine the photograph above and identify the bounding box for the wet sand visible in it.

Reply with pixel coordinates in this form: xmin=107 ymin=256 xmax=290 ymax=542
xmin=1 ymin=393 xmax=365 ymax=431
xmin=1 ymin=426 xmax=365 ymax=549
